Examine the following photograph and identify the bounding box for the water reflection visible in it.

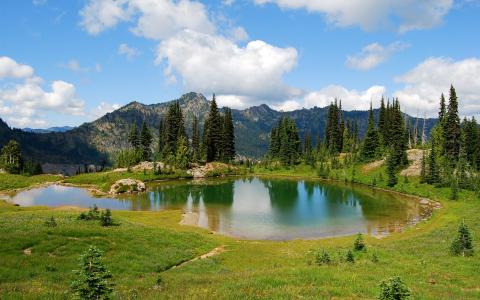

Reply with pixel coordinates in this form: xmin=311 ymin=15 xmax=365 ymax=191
xmin=6 ymin=177 xmax=431 ymax=240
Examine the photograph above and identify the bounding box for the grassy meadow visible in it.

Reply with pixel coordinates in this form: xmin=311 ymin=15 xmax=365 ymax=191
xmin=0 ymin=162 xmax=479 ymax=299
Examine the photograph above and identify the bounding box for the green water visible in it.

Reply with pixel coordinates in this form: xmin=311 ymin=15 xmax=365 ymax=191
xmin=7 ymin=177 xmax=431 ymax=240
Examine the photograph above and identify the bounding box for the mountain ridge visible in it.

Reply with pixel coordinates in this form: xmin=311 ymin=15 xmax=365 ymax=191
xmin=0 ymin=92 xmax=438 ymax=163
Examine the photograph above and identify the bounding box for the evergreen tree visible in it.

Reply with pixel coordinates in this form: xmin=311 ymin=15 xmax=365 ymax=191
xmin=140 ymin=122 xmax=152 ymax=161
xmin=268 ymin=116 xmax=300 ymax=165
xmin=0 ymin=140 xmax=22 ymax=174
xmin=420 ymin=149 xmax=427 ymax=184
xmin=221 ymin=108 xmax=235 ymax=162
xmin=378 ymin=96 xmax=387 ymax=147
xmin=346 ymin=250 xmax=355 ymax=263
xmin=462 ymin=117 xmax=479 ymax=170
xmin=175 ymin=136 xmax=190 ymax=169
xmin=360 ymin=104 xmax=380 ymax=162
xmin=444 ymin=85 xmax=461 ymax=162
xmin=439 ymin=93 xmax=446 ymax=123
xmin=191 ymin=116 xmax=201 ymax=162
xmin=325 ymin=100 xmax=343 ymax=153
xmin=390 ymin=99 xmax=408 ymax=167
xmin=378 ymin=276 xmax=411 ymax=300
xmin=164 ymin=101 xmax=186 ymax=157
xmin=204 ymin=94 xmax=222 ymax=162
xmin=71 ymin=246 xmax=114 ymax=300
xmin=128 ymin=123 xmax=140 ymax=149
xmin=450 ymin=221 xmax=474 ymax=256
xmin=353 ymin=233 xmax=366 ymax=251
xmin=157 ymin=118 xmax=166 ymax=158
xmin=426 ymin=141 xmax=440 ymax=184
xmin=386 ymin=147 xmax=398 ymax=187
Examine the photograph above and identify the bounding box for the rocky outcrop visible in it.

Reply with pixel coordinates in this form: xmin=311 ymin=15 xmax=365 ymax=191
xmin=109 ymin=178 xmax=145 ymax=194
xmin=187 ymin=162 xmax=237 ymax=178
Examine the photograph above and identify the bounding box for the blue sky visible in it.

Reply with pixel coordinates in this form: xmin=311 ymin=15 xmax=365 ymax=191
xmin=1 ymin=0 xmax=479 ymax=128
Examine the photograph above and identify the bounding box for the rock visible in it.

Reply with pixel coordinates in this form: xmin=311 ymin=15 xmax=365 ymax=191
xmin=419 ymin=198 xmax=430 ymax=205
xmin=0 ymin=168 xmax=5 ymax=174
xmin=187 ymin=162 xmax=235 ymax=178
xmin=109 ymin=178 xmax=146 ymax=194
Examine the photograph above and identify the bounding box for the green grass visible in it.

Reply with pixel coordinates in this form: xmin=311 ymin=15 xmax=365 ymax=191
xmin=1 ymin=162 xmax=480 ymax=299
xmin=63 ymin=170 xmax=192 ymax=192
xmin=0 ymin=173 xmax=61 ymax=191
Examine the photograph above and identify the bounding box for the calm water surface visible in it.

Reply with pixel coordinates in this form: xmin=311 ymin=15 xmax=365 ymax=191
xmin=5 ymin=177 xmax=431 ymax=240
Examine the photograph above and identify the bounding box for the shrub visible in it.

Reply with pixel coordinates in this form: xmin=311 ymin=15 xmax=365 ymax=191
xmin=44 ymin=216 xmax=57 ymax=227
xmin=315 ymin=250 xmax=331 ymax=266
xmin=71 ymin=246 xmax=114 ymax=300
xmin=378 ymin=276 xmax=411 ymax=300
xmin=100 ymin=209 xmax=114 ymax=227
xmin=353 ymin=233 xmax=366 ymax=251
xmin=371 ymin=253 xmax=379 ymax=263
xmin=451 ymin=221 xmax=474 ymax=256
xmin=346 ymin=250 xmax=355 ymax=263
xmin=78 ymin=205 xmax=101 ymax=221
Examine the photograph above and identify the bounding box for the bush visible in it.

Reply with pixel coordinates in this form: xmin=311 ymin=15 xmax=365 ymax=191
xmin=78 ymin=205 xmax=101 ymax=221
xmin=71 ymin=246 xmax=114 ymax=300
xmin=353 ymin=233 xmax=366 ymax=251
xmin=450 ymin=221 xmax=474 ymax=256
xmin=345 ymin=250 xmax=355 ymax=263
xmin=44 ymin=216 xmax=57 ymax=227
xmin=378 ymin=276 xmax=411 ymax=300
xmin=100 ymin=209 xmax=114 ymax=227
xmin=315 ymin=250 xmax=331 ymax=266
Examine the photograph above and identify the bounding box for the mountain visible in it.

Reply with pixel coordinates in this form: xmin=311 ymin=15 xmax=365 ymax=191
xmin=0 ymin=92 xmax=438 ymax=164
xmin=22 ymin=126 xmax=75 ymax=134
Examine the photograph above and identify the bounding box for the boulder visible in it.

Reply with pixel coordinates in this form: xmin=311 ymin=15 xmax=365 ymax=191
xmin=109 ymin=178 xmax=145 ymax=194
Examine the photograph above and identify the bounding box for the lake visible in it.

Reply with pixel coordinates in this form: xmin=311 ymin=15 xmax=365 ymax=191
xmin=4 ymin=177 xmax=432 ymax=240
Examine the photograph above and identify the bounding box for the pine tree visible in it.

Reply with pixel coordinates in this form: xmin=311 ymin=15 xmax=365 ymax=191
xmin=346 ymin=250 xmax=355 ymax=263
xmin=462 ymin=117 xmax=479 ymax=170
xmin=158 ymin=118 xmax=166 ymax=158
xmin=164 ymin=101 xmax=186 ymax=157
xmin=426 ymin=140 xmax=439 ymax=184
xmin=378 ymin=96 xmax=387 ymax=147
xmin=191 ymin=115 xmax=201 ymax=162
xmin=360 ymin=104 xmax=380 ymax=162
xmin=450 ymin=221 xmax=474 ymax=256
xmin=175 ymin=136 xmax=190 ymax=169
xmin=444 ymin=85 xmax=461 ymax=163
xmin=221 ymin=108 xmax=235 ymax=162
xmin=378 ymin=276 xmax=411 ymax=300
xmin=353 ymin=233 xmax=366 ymax=251
xmin=71 ymin=246 xmax=114 ymax=300
xmin=439 ymin=93 xmax=446 ymax=123
xmin=268 ymin=116 xmax=300 ymax=165
xmin=386 ymin=147 xmax=398 ymax=187
xmin=140 ymin=122 xmax=152 ymax=161
xmin=0 ymin=140 xmax=22 ymax=174
xmin=420 ymin=149 xmax=427 ymax=184
xmin=390 ymin=99 xmax=408 ymax=167
xmin=128 ymin=123 xmax=140 ymax=149
xmin=204 ymin=94 xmax=222 ymax=162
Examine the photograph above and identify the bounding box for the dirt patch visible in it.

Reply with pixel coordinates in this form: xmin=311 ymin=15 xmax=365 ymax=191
xmin=23 ymin=248 xmax=32 ymax=256
xmin=180 ymin=212 xmax=199 ymax=226
xmin=171 ymin=246 xmax=226 ymax=270
xmin=401 ymin=149 xmax=426 ymax=177
xmin=362 ymin=159 xmax=385 ymax=172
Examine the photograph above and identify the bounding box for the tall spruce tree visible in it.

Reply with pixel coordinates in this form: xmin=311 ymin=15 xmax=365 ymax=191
xmin=0 ymin=140 xmax=22 ymax=174
xmin=221 ymin=108 xmax=235 ymax=162
xmin=390 ymin=99 xmax=408 ymax=167
xmin=427 ymin=140 xmax=440 ymax=184
xmin=386 ymin=147 xmax=398 ymax=187
xmin=462 ymin=117 xmax=479 ymax=170
xmin=158 ymin=118 xmax=166 ymax=158
xmin=191 ymin=115 xmax=201 ymax=162
xmin=164 ymin=101 xmax=186 ymax=157
xmin=360 ymin=104 xmax=380 ymax=162
xmin=128 ymin=123 xmax=140 ymax=149
xmin=444 ymin=85 xmax=461 ymax=162
xmin=378 ymin=96 xmax=387 ymax=147
xmin=268 ymin=116 xmax=300 ymax=165
xmin=140 ymin=122 xmax=152 ymax=161
xmin=325 ymin=100 xmax=342 ymax=153
xmin=204 ymin=94 xmax=222 ymax=162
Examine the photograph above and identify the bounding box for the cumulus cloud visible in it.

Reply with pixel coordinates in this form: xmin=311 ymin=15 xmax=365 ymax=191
xmin=79 ymin=0 xmax=215 ymax=39
xmin=90 ymin=101 xmax=121 ymax=119
xmin=346 ymin=41 xmax=409 ymax=70
xmin=394 ymin=57 xmax=480 ymax=117
xmin=272 ymin=85 xmax=386 ymax=112
xmin=0 ymin=56 xmax=87 ymax=127
xmin=254 ymin=0 xmax=453 ymax=33
xmin=118 ymin=43 xmax=140 ymax=60
xmin=156 ymin=30 xmax=299 ymax=106
xmin=0 ymin=56 xmax=34 ymax=79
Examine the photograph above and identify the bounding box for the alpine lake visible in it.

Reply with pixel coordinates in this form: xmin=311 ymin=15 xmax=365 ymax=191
xmin=3 ymin=176 xmax=433 ymax=240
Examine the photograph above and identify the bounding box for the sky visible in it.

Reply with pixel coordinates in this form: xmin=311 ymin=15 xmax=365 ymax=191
xmin=0 ymin=0 xmax=480 ymax=128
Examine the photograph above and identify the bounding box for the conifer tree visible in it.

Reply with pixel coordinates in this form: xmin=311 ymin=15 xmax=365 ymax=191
xmin=386 ymin=147 xmax=398 ymax=187
xmin=191 ymin=115 xmax=200 ymax=162
xmin=439 ymin=93 xmax=446 ymax=123
xmin=175 ymin=136 xmax=190 ymax=169
xmin=451 ymin=221 xmax=474 ymax=256
xmin=444 ymin=85 xmax=461 ymax=163
xmin=158 ymin=118 xmax=166 ymax=158
xmin=268 ymin=116 xmax=300 ymax=165
xmin=378 ymin=276 xmax=411 ymax=300
xmin=204 ymin=94 xmax=222 ymax=162
xmin=164 ymin=101 xmax=186 ymax=157
xmin=360 ymin=104 xmax=380 ymax=162
xmin=0 ymin=140 xmax=22 ymax=174
xmin=420 ymin=149 xmax=427 ymax=184
xmin=378 ymin=96 xmax=387 ymax=147
xmin=221 ymin=108 xmax=235 ymax=162
xmin=128 ymin=123 xmax=140 ymax=149
xmin=140 ymin=122 xmax=152 ymax=161
xmin=462 ymin=117 xmax=479 ymax=170
xmin=71 ymin=246 xmax=114 ymax=300
xmin=427 ymin=141 xmax=439 ymax=184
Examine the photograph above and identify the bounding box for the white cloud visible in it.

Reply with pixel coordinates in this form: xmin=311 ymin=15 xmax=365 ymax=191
xmin=79 ymin=0 xmax=132 ymax=35
xmin=118 ymin=43 xmax=140 ymax=60
xmin=223 ymin=0 xmax=235 ymax=6
xmin=229 ymin=26 xmax=249 ymax=41
xmin=80 ymin=0 xmax=215 ymax=39
xmin=0 ymin=56 xmax=34 ymax=79
xmin=32 ymin=0 xmax=47 ymax=6
xmin=254 ymin=0 xmax=453 ymax=33
xmin=0 ymin=56 xmax=86 ymax=127
xmin=394 ymin=57 xmax=480 ymax=117
xmin=60 ymin=59 xmax=102 ymax=73
xmin=346 ymin=41 xmax=409 ymax=70
xmin=273 ymin=85 xmax=386 ymax=112
xmin=156 ymin=30 xmax=299 ymax=106
xmin=90 ymin=101 xmax=121 ymax=119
